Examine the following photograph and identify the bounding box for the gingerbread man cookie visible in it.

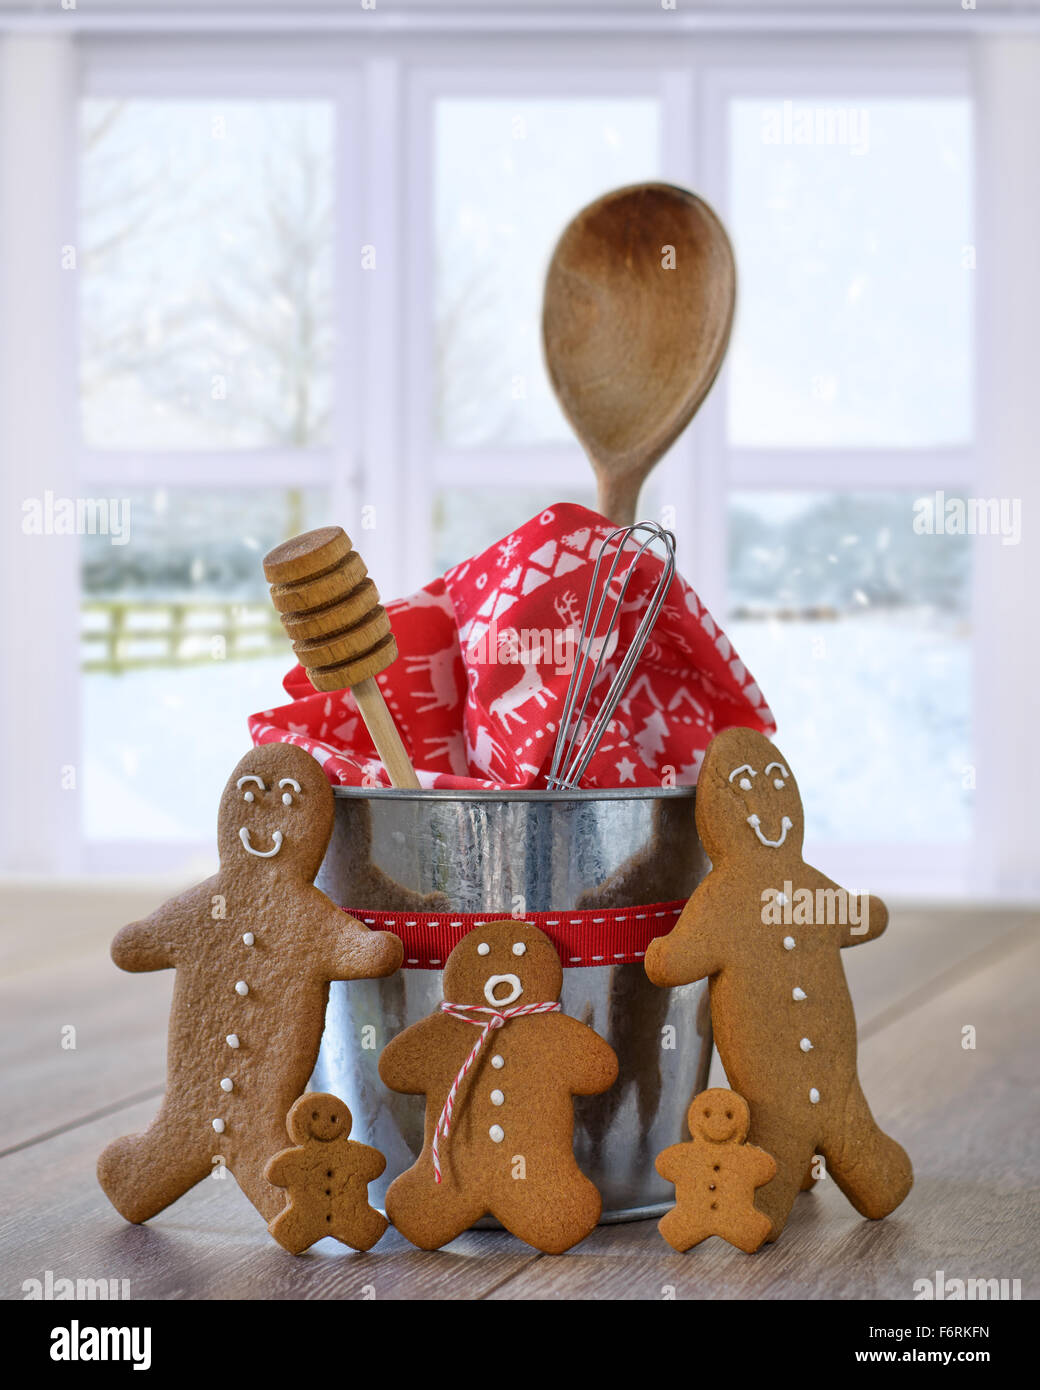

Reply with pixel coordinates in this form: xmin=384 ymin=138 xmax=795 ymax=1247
xmin=644 ymin=727 xmax=912 ymax=1241
xmin=97 ymin=744 xmax=403 ymax=1225
xmin=379 ymin=920 xmax=618 ymax=1254
xmin=656 ymin=1089 xmax=776 ymax=1254
xmin=265 ymin=1093 xmax=388 ymax=1253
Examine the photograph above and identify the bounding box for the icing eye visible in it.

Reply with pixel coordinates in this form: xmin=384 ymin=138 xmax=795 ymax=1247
xmin=739 ymin=777 xmax=752 ymax=791
xmin=282 ymin=792 xmax=293 ymax=806
xmin=477 ymin=942 xmax=490 ymax=956
xmin=773 ymin=778 xmax=785 ymax=790
xmin=512 ymin=942 xmax=526 ymax=956
xmin=243 ymin=791 xmax=255 ymax=803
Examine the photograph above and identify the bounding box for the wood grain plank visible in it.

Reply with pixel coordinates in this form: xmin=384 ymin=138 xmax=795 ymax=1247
xmin=2 ymin=899 xmax=1037 ymax=1301
xmin=0 ymin=956 xmax=170 ymax=1153
xmin=0 ymin=1100 xmax=540 ymax=1301
xmin=0 ymin=881 xmax=192 ymax=979
xmin=485 ymin=926 xmax=1040 ymax=1299
xmin=2 ymin=894 xmax=1028 ymax=1153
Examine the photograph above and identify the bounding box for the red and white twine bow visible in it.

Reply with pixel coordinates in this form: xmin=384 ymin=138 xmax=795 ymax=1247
xmin=431 ymin=1000 xmax=561 ymax=1184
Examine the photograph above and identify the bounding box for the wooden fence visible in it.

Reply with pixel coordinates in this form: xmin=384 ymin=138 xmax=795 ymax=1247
xmin=82 ymin=600 xmax=287 ymax=674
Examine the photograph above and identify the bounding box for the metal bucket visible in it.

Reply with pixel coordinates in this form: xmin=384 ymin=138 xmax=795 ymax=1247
xmin=312 ymin=786 xmax=711 ymax=1221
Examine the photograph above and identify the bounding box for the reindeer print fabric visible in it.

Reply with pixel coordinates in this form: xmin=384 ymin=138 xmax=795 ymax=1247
xmin=249 ymin=504 xmax=775 ymax=789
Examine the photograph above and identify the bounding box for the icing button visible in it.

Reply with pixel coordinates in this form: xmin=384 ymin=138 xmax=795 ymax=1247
xmin=220 ymin=1077 xmax=234 ymax=1091
xmin=809 ymin=1088 xmax=820 ymax=1104
xmin=792 ymin=987 xmax=807 ymax=1001
xmin=226 ymin=1034 xmax=240 ymax=1049
xmin=235 ymin=980 xmax=249 ymax=996
xmin=212 ymin=1118 xmax=225 ymax=1133
xmin=489 ymin=1124 xmax=505 ymax=1143
xmin=783 ymin=936 xmax=796 ymax=951
xmin=242 ymin=932 xmax=255 ymax=946
xmin=490 ymin=1089 xmax=504 ymax=1106
xmin=800 ymin=1038 xmax=813 ymax=1052
xmin=491 ymin=1054 xmax=504 ymax=1069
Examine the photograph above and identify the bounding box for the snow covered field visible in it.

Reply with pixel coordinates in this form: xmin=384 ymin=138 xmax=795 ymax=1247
xmin=83 ymin=608 xmax=971 ymax=850
xmin=729 ymin=609 xmax=972 ymax=844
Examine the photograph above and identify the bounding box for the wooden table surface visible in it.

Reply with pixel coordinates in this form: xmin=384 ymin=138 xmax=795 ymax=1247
xmin=2 ymin=884 xmax=1037 ymax=1301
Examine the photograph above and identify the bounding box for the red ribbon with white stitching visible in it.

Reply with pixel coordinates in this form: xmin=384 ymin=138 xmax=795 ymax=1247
xmin=431 ymin=1000 xmax=561 ymax=1184
xmin=341 ymin=899 xmax=687 ymax=970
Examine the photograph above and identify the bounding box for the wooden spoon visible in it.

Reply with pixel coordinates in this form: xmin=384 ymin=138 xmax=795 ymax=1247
xmin=543 ymin=182 xmax=736 ymax=527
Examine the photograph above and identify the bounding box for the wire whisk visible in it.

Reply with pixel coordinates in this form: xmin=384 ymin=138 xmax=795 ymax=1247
xmin=546 ymin=520 xmax=677 ymax=791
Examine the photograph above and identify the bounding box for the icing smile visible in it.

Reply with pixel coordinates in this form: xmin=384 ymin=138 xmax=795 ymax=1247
xmin=239 ymin=827 xmax=284 ymax=858
xmin=747 ymin=814 xmax=793 ymax=849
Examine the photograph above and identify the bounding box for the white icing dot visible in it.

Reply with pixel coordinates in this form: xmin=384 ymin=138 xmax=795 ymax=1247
xmin=792 ymin=987 xmax=807 ymax=1001
xmin=512 ymin=942 xmax=526 ymax=956
xmin=489 ymin=1124 xmax=505 ymax=1143
xmin=235 ymin=980 xmax=249 ymax=996
xmin=243 ymin=791 xmax=254 ymax=803
xmin=491 ymin=1055 xmax=504 ymax=1069
xmin=490 ymin=1089 xmax=504 ymax=1106
xmin=242 ymin=932 xmax=255 ymax=946
xmin=799 ymin=1038 xmax=813 ymax=1052
xmin=774 ymin=778 xmax=785 ymax=790
xmin=212 ymin=1118 xmax=225 ymax=1133
xmin=783 ymin=936 xmax=796 ymax=951
xmin=477 ymin=942 xmax=490 ymax=956
xmin=282 ymin=792 xmax=292 ymax=805
xmin=739 ymin=777 xmax=752 ymax=791
xmin=220 ymin=1077 xmax=234 ymax=1091
xmin=226 ymin=1034 xmax=240 ymax=1049
xmin=809 ymin=1088 xmax=820 ymax=1104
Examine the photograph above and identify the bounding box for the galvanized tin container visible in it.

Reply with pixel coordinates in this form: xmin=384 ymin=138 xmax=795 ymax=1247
xmin=312 ymin=786 xmax=711 ymax=1221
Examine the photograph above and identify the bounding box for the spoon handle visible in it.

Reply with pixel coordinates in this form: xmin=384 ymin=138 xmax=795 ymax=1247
xmin=596 ymin=474 xmax=641 ymax=529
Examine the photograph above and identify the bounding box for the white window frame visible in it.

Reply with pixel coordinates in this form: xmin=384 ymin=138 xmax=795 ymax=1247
xmin=2 ymin=20 xmax=1031 ymax=899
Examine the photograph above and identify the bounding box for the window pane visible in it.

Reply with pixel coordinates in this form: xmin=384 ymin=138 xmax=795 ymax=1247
xmin=433 ymin=485 xmax=596 ymax=573
xmin=80 ymin=100 xmax=334 ymax=449
xmin=728 ymin=98 xmax=973 ymax=447
xmin=728 ymin=491 xmax=972 ymax=844
xmin=435 ymin=98 xmax=659 ymax=447
xmin=82 ymin=487 xmax=328 ymax=841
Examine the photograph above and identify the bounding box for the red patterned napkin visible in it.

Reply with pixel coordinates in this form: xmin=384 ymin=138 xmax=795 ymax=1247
xmin=248 ymin=504 xmax=775 ymax=789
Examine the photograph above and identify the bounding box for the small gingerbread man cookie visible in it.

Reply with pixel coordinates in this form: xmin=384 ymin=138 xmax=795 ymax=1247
xmin=265 ymin=1094 xmax=388 ymax=1254
xmin=656 ymin=1089 xmax=776 ymax=1254
xmin=379 ymin=920 xmax=618 ymax=1254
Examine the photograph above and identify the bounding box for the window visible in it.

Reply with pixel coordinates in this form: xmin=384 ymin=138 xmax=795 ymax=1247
xmin=718 ymin=91 xmax=975 ymax=871
xmin=19 ymin=33 xmax=984 ymax=892
xmin=78 ymin=95 xmax=340 ymax=849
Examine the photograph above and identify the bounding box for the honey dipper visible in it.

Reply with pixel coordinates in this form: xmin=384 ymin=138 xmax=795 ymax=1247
xmin=263 ymin=527 xmax=421 ymax=790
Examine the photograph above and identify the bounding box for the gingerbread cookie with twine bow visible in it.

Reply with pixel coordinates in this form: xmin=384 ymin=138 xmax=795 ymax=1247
xmin=378 ymin=920 xmax=618 ymax=1253
xmin=644 ymin=726 xmax=913 ymax=1242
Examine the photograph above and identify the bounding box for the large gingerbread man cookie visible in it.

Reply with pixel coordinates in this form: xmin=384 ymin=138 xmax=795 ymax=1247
xmin=379 ymin=920 xmax=618 ymax=1254
xmin=644 ymin=727 xmax=912 ymax=1241
xmin=97 ymin=744 xmax=403 ymax=1225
